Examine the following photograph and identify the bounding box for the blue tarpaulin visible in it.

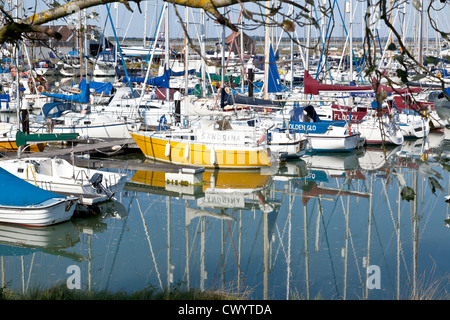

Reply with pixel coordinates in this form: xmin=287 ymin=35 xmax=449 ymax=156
xmin=42 ymin=102 xmax=74 ymax=118
xmin=167 ymin=68 xmax=196 ymax=77
xmin=40 ymin=82 xmax=90 ymax=103
xmin=123 ymin=69 xmax=170 ymax=88
xmin=0 ymin=94 xmax=10 ymax=102
xmin=78 ymin=79 xmax=113 ymax=95
xmin=0 ymin=167 xmax=64 ymax=207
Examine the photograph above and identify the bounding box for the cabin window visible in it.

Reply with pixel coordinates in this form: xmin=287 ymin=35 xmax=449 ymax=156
xmin=17 ymin=168 xmax=24 ymax=173
xmin=84 ymin=121 xmax=91 ymax=125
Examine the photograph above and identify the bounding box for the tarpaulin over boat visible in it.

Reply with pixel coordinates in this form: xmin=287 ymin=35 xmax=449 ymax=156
xmin=78 ymin=79 xmax=113 ymax=95
xmin=123 ymin=69 xmax=169 ymax=88
xmin=375 ymin=83 xmax=421 ymax=94
xmin=288 ymin=105 xmax=346 ymax=134
xmin=167 ymin=68 xmax=196 ymax=77
xmin=304 ymin=70 xmax=422 ymax=95
xmin=40 ymin=82 xmax=90 ymax=103
xmin=42 ymin=102 xmax=74 ymax=118
xmin=290 ymin=105 xmax=321 ymax=123
xmin=0 ymin=167 xmax=64 ymax=207
xmin=303 ymin=70 xmax=372 ymax=95
xmin=223 ymin=92 xmax=280 ymax=107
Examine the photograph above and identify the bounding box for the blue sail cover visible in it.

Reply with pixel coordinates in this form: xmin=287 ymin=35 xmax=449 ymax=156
xmin=78 ymin=79 xmax=113 ymax=95
xmin=123 ymin=69 xmax=170 ymax=88
xmin=40 ymin=82 xmax=90 ymax=103
xmin=0 ymin=94 xmax=10 ymax=102
xmin=267 ymin=43 xmax=283 ymax=93
xmin=167 ymin=68 xmax=196 ymax=77
xmin=42 ymin=102 xmax=74 ymax=118
xmin=0 ymin=167 xmax=64 ymax=207
xmin=288 ymin=105 xmax=329 ymax=134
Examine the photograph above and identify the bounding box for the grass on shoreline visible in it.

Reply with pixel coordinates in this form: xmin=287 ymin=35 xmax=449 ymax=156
xmin=0 ymin=283 xmax=241 ymax=300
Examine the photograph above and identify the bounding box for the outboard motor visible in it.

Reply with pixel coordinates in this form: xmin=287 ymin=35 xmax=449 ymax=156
xmin=90 ymin=173 xmax=114 ymax=199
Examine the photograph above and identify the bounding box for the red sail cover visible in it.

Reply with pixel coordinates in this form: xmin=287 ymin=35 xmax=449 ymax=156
xmin=376 ymin=83 xmax=421 ymax=94
xmin=303 ymin=70 xmax=372 ymax=95
xmin=303 ymin=70 xmax=422 ymax=95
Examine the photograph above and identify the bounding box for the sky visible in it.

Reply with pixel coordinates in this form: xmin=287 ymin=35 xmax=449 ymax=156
xmin=15 ymin=0 xmax=450 ymax=43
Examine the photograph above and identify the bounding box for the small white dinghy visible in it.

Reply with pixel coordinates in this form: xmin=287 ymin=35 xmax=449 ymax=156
xmin=0 ymin=167 xmax=77 ymax=227
xmin=0 ymin=157 xmax=127 ymax=207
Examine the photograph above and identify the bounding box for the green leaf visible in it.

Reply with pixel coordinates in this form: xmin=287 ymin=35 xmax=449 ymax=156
xmin=396 ymin=69 xmax=408 ymax=83
xmin=393 ymin=55 xmax=404 ymax=64
xmin=411 ymin=73 xmax=426 ymax=81
xmin=428 ymin=177 xmax=445 ymax=194
xmin=387 ymin=43 xmax=396 ymax=51
xmin=424 ymin=56 xmax=441 ymax=65
xmin=401 ymin=186 xmax=415 ymax=201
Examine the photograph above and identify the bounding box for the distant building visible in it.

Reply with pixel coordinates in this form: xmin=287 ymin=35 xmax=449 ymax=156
xmin=25 ymin=25 xmax=110 ymax=60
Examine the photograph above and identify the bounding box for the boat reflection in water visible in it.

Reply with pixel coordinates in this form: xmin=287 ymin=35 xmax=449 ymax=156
xmin=1 ymin=133 xmax=450 ymax=300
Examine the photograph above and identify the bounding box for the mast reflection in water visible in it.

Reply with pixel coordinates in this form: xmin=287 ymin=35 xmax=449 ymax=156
xmin=1 ymin=133 xmax=450 ymax=300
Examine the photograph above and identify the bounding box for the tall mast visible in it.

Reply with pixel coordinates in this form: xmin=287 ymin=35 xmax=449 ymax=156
xmin=263 ymin=0 xmax=270 ymax=99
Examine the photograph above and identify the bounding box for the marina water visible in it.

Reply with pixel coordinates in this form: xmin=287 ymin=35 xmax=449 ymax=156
xmin=1 ymin=133 xmax=450 ymax=300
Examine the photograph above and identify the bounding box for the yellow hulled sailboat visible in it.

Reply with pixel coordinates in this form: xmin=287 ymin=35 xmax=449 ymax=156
xmin=130 ymin=119 xmax=272 ymax=169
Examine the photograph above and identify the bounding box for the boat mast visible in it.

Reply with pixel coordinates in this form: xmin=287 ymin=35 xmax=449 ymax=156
xmin=165 ymin=2 xmax=169 ymax=103
xmin=263 ymin=0 xmax=271 ymax=100
xmin=348 ymin=0 xmax=353 ymax=83
xmin=143 ymin=0 xmax=148 ymax=47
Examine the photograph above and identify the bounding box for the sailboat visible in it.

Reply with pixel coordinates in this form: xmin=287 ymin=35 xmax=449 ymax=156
xmin=0 ymin=157 xmax=127 ymax=207
xmin=130 ymin=118 xmax=273 ymax=169
xmin=33 ymin=81 xmax=141 ymax=139
xmin=303 ymin=70 xmax=426 ymax=143
xmin=288 ymin=105 xmax=364 ymax=152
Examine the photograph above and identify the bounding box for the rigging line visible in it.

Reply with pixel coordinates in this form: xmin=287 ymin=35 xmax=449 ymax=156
xmin=242 ymin=210 xmax=264 ymax=278
xmin=25 ymin=252 xmax=35 ymax=293
xmin=211 ymin=216 xmax=228 ymax=290
xmin=183 ymin=207 xmax=207 ymax=286
xmin=211 ymin=210 xmax=245 ymax=289
xmin=105 ymin=195 xmax=133 ymax=291
xmin=272 ymin=182 xmax=290 ymax=263
xmin=224 ymin=210 xmax=247 ymax=289
xmin=337 ymin=185 xmax=363 ymax=285
xmin=372 ymin=180 xmax=400 ymax=291
xmin=119 ymin=2 xmax=138 ymax=46
xmin=319 ymin=197 xmax=341 ymax=299
xmin=136 ymin=197 xmax=163 ymax=290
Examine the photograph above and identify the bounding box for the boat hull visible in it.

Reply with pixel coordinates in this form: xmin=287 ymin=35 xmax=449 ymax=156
xmin=0 ymin=197 xmax=77 ymax=227
xmin=30 ymin=119 xmax=140 ymax=139
xmin=357 ymin=121 xmax=404 ymax=145
xmin=0 ymin=139 xmax=46 ymax=152
xmin=0 ymin=157 xmax=127 ymax=206
xmin=130 ymin=132 xmax=272 ymax=169
xmin=306 ymin=133 xmax=362 ymax=152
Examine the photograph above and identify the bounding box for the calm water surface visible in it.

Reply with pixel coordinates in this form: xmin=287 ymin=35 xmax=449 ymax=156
xmin=1 ymin=133 xmax=450 ymax=300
